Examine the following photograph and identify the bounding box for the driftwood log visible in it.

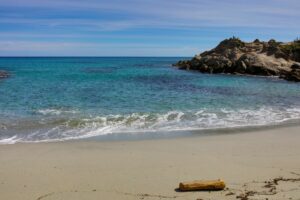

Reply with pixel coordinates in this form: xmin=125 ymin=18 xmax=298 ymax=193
xmin=179 ymin=179 xmax=226 ymax=191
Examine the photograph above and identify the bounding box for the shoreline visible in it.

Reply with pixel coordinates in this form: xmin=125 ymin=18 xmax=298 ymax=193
xmin=2 ymin=117 xmax=300 ymax=145
xmin=1 ymin=125 xmax=300 ymax=199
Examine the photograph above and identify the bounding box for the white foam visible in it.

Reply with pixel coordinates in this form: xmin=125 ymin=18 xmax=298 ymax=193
xmin=36 ymin=108 xmax=78 ymax=116
xmin=1 ymin=106 xmax=300 ymax=144
xmin=0 ymin=136 xmax=19 ymax=145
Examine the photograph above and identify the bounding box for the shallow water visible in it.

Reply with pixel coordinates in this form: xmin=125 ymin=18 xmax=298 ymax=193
xmin=1 ymin=57 xmax=300 ymax=144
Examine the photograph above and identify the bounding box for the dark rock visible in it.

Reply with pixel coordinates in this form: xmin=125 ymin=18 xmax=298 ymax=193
xmin=236 ymin=60 xmax=247 ymax=73
xmin=291 ymin=63 xmax=300 ymax=69
xmin=199 ymin=64 xmax=208 ymax=72
xmin=0 ymin=70 xmax=9 ymax=79
xmin=284 ymin=68 xmax=300 ymax=82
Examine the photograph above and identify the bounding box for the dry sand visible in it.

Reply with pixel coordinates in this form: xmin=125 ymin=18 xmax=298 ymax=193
xmin=0 ymin=126 xmax=300 ymax=200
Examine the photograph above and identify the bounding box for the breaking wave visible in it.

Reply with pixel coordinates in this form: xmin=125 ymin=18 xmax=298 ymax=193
xmin=35 ymin=108 xmax=78 ymax=116
xmin=1 ymin=106 xmax=300 ymax=144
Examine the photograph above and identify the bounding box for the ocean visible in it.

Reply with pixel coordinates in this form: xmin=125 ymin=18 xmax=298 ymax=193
xmin=1 ymin=57 xmax=300 ymax=144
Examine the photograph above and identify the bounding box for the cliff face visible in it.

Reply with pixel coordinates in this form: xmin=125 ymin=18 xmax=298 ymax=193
xmin=174 ymin=38 xmax=300 ymax=82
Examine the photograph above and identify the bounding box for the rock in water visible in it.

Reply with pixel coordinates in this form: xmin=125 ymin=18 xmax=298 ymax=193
xmin=284 ymin=64 xmax=300 ymax=82
xmin=0 ymin=70 xmax=9 ymax=79
xmin=173 ymin=37 xmax=300 ymax=82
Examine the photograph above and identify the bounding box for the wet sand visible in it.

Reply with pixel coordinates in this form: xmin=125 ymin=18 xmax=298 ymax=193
xmin=0 ymin=125 xmax=300 ymax=200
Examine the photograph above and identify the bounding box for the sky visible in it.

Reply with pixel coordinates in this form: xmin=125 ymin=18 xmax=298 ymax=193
xmin=0 ymin=0 xmax=300 ymax=56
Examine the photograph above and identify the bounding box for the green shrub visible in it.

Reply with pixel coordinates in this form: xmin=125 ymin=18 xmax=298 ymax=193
xmin=218 ymin=36 xmax=245 ymax=48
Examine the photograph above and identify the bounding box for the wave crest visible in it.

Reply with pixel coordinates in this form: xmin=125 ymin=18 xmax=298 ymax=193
xmin=1 ymin=107 xmax=300 ymax=144
xmin=36 ymin=108 xmax=78 ymax=116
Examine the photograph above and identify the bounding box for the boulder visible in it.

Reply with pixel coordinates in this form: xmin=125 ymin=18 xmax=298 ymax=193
xmin=284 ymin=68 xmax=300 ymax=82
xmin=283 ymin=63 xmax=300 ymax=82
xmin=291 ymin=63 xmax=300 ymax=69
xmin=237 ymin=53 xmax=289 ymax=76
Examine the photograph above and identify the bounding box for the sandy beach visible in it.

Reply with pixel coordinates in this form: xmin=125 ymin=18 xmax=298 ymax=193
xmin=1 ymin=126 xmax=300 ymax=200
xmin=1 ymin=0 xmax=300 ymax=199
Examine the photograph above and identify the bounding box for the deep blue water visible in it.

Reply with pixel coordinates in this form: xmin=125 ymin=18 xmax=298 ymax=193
xmin=1 ymin=57 xmax=300 ymax=144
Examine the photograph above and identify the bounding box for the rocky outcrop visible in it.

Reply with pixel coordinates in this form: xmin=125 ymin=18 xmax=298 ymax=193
xmin=0 ymin=70 xmax=9 ymax=79
xmin=174 ymin=37 xmax=300 ymax=82
xmin=282 ymin=63 xmax=300 ymax=82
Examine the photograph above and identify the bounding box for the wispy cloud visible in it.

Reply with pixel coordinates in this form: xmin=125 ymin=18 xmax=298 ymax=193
xmin=0 ymin=0 xmax=299 ymax=56
xmin=1 ymin=0 xmax=300 ymax=29
xmin=0 ymin=40 xmax=201 ymax=56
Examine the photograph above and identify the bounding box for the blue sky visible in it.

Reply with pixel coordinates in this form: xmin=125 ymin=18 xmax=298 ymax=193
xmin=0 ymin=0 xmax=299 ymax=56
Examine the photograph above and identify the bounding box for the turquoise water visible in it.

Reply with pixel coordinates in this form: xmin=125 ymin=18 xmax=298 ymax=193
xmin=1 ymin=57 xmax=300 ymax=144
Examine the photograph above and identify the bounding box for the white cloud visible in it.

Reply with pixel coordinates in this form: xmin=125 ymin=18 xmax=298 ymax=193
xmin=0 ymin=40 xmax=201 ymax=56
xmin=0 ymin=0 xmax=299 ymax=55
xmin=1 ymin=0 xmax=300 ymax=29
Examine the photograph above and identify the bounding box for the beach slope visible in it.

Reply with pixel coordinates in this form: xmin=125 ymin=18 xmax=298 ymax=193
xmin=1 ymin=126 xmax=300 ymax=200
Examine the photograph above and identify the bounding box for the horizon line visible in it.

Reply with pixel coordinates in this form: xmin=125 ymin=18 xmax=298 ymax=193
xmin=0 ymin=56 xmax=192 ymax=58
